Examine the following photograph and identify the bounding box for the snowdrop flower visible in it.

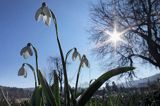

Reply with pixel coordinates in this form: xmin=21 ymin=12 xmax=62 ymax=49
xmin=18 ymin=64 xmax=27 ymax=78
xmin=81 ymin=55 xmax=90 ymax=68
xmin=20 ymin=43 xmax=33 ymax=59
xmin=35 ymin=2 xmax=52 ymax=26
xmin=72 ymin=48 xmax=81 ymax=61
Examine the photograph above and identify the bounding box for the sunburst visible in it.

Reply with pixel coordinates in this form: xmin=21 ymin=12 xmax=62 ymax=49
xmin=105 ymin=25 xmax=127 ymax=48
xmin=95 ymin=25 xmax=128 ymax=50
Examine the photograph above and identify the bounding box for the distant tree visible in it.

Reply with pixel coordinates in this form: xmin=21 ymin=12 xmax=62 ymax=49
xmin=111 ymin=81 xmax=118 ymax=92
xmin=48 ymin=56 xmax=63 ymax=95
xmin=90 ymin=0 xmax=160 ymax=75
xmin=105 ymin=81 xmax=112 ymax=94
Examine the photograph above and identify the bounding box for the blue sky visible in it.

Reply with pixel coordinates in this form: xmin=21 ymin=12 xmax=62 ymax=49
xmin=0 ymin=0 xmax=159 ymax=88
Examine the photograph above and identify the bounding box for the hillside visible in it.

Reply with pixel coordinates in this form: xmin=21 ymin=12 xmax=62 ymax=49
xmin=0 ymin=86 xmax=33 ymax=100
xmin=123 ymin=73 xmax=160 ymax=88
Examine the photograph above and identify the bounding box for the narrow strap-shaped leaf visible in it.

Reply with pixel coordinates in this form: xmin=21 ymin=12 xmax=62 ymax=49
xmin=109 ymin=96 xmax=113 ymax=106
xmin=53 ymin=71 xmax=61 ymax=106
xmin=68 ymin=85 xmax=77 ymax=106
xmin=31 ymin=86 xmax=42 ymax=106
xmin=50 ymin=10 xmax=70 ymax=106
xmin=38 ymin=70 xmax=56 ymax=106
xmin=77 ymin=67 xmax=135 ymax=105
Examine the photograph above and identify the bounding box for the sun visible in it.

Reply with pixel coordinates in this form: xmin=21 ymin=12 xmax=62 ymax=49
xmin=94 ymin=25 xmax=128 ymax=50
xmin=109 ymin=29 xmax=122 ymax=45
xmin=104 ymin=25 xmax=127 ymax=48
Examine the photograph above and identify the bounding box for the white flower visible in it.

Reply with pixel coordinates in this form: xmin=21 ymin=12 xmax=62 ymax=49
xmin=72 ymin=48 xmax=81 ymax=61
xmin=35 ymin=2 xmax=52 ymax=26
xmin=18 ymin=65 xmax=27 ymax=78
xmin=20 ymin=43 xmax=33 ymax=59
xmin=81 ymin=55 xmax=90 ymax=68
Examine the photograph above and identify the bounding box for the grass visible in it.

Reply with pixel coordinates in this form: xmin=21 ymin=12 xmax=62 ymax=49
xmin=1 ymin=85 xmax=160 ymax=106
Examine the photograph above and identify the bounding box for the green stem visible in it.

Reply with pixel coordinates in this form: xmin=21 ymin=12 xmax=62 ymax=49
xmin=74 ymin=60 xmax=82 ymax=97
xmin=51 ymin=10 xmax=70 ymax=106
xmin=30 ymin=43 xmax=40 ymax=85
xmin=24 ymin=63 xmax=37 ymax=87
xmin=65 ymin=48 xmax=74 ymax=63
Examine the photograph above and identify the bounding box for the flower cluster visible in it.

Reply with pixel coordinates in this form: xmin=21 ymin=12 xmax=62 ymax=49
xmin=72 ymin=48 xmax=90 ymax=68
xmin=19 ymin=43 xmax=34 ymax=78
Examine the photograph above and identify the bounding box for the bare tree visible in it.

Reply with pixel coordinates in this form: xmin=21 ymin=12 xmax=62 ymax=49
xmin=48 ymin=56 xmax=63 ymax=95
xmin=90 ymin=0 xmax=160 ymax=74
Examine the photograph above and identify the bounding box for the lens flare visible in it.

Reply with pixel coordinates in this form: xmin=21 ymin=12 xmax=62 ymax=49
xmin=105 ymin=26 xmax=127 ymax=48
xmin=95 ymin=25 xmax=128 ymax=50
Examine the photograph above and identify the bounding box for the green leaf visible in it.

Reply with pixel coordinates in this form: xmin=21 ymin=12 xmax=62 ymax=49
xmin=53 ymin=71 xmax=61 ymax=106
xmin=38 ymin=70 xmax=56 ymax=106
xmin=68 ymin=85 xmax=77 ymax=105
xmin=31 ymin=86 xmax=42 ymax=106
xmin=77 ymin=67 xmax=135 ymax=105
xmin=50 ymin=10 xmax=70 ymax=106
xmin=109 ymin=96 xmax=113 ymax=106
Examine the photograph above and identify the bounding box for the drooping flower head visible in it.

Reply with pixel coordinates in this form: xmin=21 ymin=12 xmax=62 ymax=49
xmin=72 ymin=48 xmax=81 ymax=61
xmin=35 ymin=2 xmax=52 ymax=26
xmin=18 ymin=64 xmax=27 ymax=78
xmin=20 ymin=43 xmax=33 ymax=59
xmin=81 ymin=55 xmax=90 ymax=68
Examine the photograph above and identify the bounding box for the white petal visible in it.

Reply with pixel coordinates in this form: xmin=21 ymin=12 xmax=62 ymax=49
xmin=81 ymin=55 xmax=89 ymax=68
xmin=43 ymin=15 xmax=47 ymax=23
xmin=72 ymin=52 xmax=76 ymax=60
xmin=37 ymin=14 xmax=43 ymax=22
xmin=81 ymin=63 xmax=84 ymax=67
xmin=27 ymin=47 xmax=33 ymax=56
xmin=45 ymin=17 xmax=51 ymax=26
xmin=43 ymin=6 xmax=52 ymax=18
xmin=72 ymin=48 xmax=80 ymax=61
xmin=23 ymin=51 xmax=30 ymax=59
xmin=18 ymin=67 xmax=25 ymax=76
xmin=85 ymin=60 xmax=90 ymax=68
xmin=35 ymin=8 xmax=43 ymax=21
xmin=24 ymin=71 xmax=27 ymax=78
xmin=20 ymin=46 xmax=27 ymax=56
